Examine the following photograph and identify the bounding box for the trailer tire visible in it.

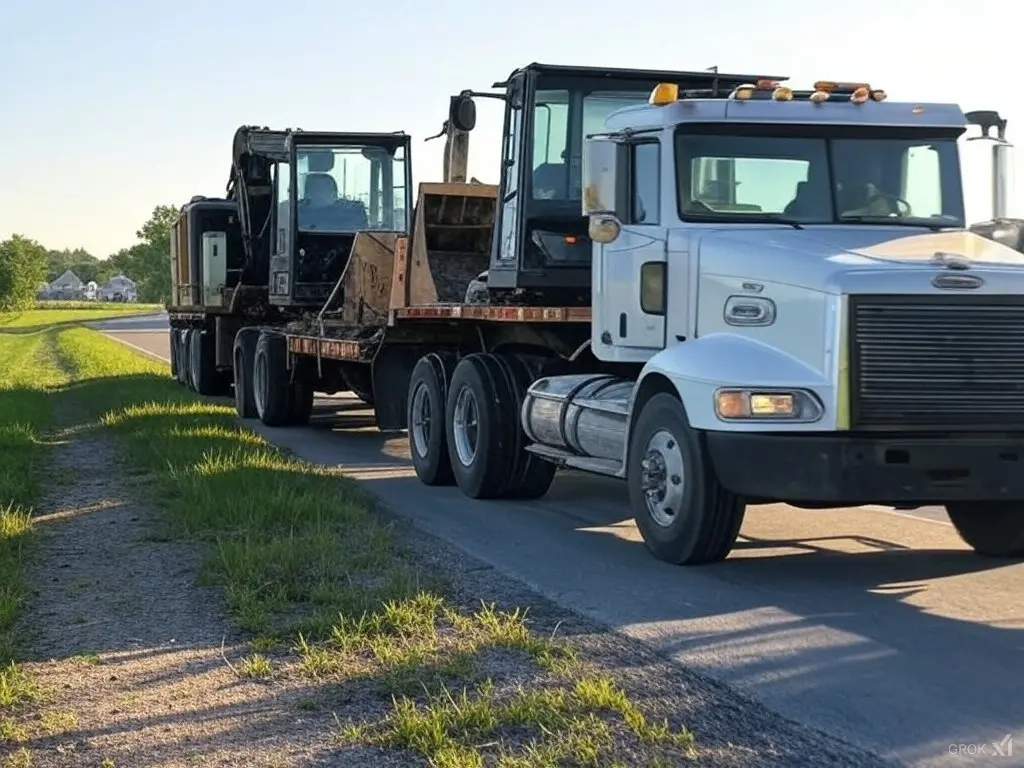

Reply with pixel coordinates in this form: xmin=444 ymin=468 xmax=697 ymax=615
xmin=233 ymin=328 xmax=259 ymax=418
xmin=945 ymin=502 xmax=1024 ymax=557
xmin=408 ymin=352 xmax=457 ymax=486
xmin=184 ymin=330 xmax=199 ymax=390
xmin=189 ymin=329 xmax=221 ymax=396
xmin=446 ymin=353 xmax=520 ymax=499
xmin=175 ymin=331 xmax=189 ymax=386
xmin=253 ymin=332 xmax=291 ymax=426
xmin=287 ymin=377 xmax=315 ymax=426
xmin=628 ymin=393 xmax=745 ymax=565
xmin=169 ymin=328 xmax=179 ymax=380
xmin=495 ymin=354 xmax=555 ymax=499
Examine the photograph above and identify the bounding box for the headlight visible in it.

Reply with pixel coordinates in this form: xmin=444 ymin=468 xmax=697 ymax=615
xmin=714 ymin=388 xmax=824 ymax=422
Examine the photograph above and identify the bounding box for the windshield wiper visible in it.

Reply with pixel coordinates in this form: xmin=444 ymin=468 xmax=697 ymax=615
xmin=839 ymin=216 xmax=947 ymax=231
xmin=681 ymin=213 xmax=804 ymax=230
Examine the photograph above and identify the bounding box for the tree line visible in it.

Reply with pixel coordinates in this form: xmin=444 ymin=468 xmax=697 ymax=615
xmin=0 ymin=205 xmax=179 ymax=311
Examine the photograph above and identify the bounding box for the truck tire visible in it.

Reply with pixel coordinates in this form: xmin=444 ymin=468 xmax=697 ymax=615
xmin=176 ymin=331 xmax=191 ymax=386
xmin=945 ymin=503 xmax=1024 ymax=557
xmin=628 ymin=393 xmax=746 ymax=565
xmin=184 ymin=330 xmax=198 ymax=390
xmin=495 ymin=354 xmax=556 ymax=499
xmin=253 ymin=332 xmax=291 ymax=426
xmin=233 ymin=328 xmax=259 ymax=418
xmin=169 ymin=328 xmax=179 ymax=380
xmin=445 ymin=353 xmax=527 ymax=499
xmin=408 ymin=352 xmax=457 ymax=486
xmin=189 ymin=329 xmax=222 ymax=396
xmin=286 ymin=378 xmax=315 ymax=426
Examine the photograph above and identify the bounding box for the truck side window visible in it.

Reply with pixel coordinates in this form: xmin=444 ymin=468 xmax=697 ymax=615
xmin=630 ymin=142 xmax=660 ymax=225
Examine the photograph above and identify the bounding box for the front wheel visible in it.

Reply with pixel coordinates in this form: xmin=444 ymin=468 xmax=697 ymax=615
xmin=627 ymin=393 xmax=746 ymax=565
xmin=945 ymin=502 xmax=1024 ymax=557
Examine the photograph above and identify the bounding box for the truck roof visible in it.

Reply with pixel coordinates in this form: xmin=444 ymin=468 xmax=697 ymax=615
xmin=494 ymin=62 xmax=786 ymax=90
xmin=603 ymin=91 xmax=968 ymax=132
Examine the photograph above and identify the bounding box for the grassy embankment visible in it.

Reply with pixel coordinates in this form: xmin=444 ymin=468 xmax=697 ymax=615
xmin=1 ymin=311 xmax=696 ymax=767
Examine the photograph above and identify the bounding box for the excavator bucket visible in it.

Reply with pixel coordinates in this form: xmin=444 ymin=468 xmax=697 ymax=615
xmin=325 ymin=231 xmax=405 ymax=324
xmin=389 ymin=181 xmax=497 ymax=308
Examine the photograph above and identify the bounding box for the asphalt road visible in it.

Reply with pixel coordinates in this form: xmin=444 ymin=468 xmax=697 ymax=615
xmin=94 ymin=312 xmax=1024 ymax=768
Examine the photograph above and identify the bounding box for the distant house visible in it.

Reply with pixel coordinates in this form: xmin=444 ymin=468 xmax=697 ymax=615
xmin=49 ymin=269 xmax=84 ymax=299
xmin=83 ymin=281 xmax=99 ymax=300
xmin=100 ymin=274 xmax=137 ymax=302
xmin=36 ymin=281 xmax=53 ymax=300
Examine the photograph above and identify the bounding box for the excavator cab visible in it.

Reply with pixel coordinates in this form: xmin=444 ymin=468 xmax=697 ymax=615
xmin=229 ymin=126 xmax=413 ymax=311
xmin=439 ymin=64 xmax=783 ymax=305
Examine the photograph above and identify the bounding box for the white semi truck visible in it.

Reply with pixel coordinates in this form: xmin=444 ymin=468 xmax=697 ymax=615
xmin=170 ymin=66 xmax=1024 ymax=567
xmin=513 ymin=79 xmax=1024 ymax=564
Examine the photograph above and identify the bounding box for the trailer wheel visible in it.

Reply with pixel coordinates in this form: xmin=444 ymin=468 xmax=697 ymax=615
xmin=286 ymin=377 xmax=315 ymax=426
xmin=408 ymin=352 xmax=456 ymax=486
xmin=253 ymin=332 xmax=291 ymax=426
xmin=184 ymin=329 xmax=199 ymax=391
xmin=446 ymin=353 xmax=524 ymax=499
xmin=945 ymin=503 xmax=1024 ymax=557
xmin=232 ymin=328 xmax=259 ymax=418
xmin=628 ymin=393 xmax=746 ymax=565
xmin=495 ymin=354 xmax=556 ymax=499
xmin=189 ymin=329 xmax=221 ymax=396
xmin=175 ymin=331 xmax=191 ymax=387
xmin=169 ymin=328 xmax=179 ymax=380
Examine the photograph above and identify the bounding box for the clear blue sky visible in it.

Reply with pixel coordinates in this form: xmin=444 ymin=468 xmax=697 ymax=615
xmin=0 ymin=0 xmax=1017 ymax=257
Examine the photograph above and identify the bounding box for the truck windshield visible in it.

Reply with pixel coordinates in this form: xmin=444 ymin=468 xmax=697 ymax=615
xmin=675 ymin=131 xmax=965 ymax=228
xmin=531 ymin=89 xmax=649 ymax=202
xmin=294 ymin=144 xmax=409 ymax=233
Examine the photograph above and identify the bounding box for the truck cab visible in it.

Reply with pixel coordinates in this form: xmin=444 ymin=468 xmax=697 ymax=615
xmin=521 ymin=79 xmax=1024 ymax=564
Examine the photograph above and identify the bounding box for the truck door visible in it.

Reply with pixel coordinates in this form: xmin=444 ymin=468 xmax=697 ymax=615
xmin=598 ymin=139 xmax=667 ymax=353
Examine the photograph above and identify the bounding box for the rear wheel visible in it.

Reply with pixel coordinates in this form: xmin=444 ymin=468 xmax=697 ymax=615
xmin=286 ymin=376 xmax=315 ymax=425
xmin=175 ymin=331 xmax=190 ymax=386
xmin=628 ymin=393 xmax=746 ymax=565
xmin=408 ymin=352 xmax=457 ymax=486
xmin=945 ymin=502 xmax=1024 ymax=557
xmin=495 ymin=355 xmax=556 ymax=500
xmin=169 ymin=328 xmax=179 ymax=379
xmin=446 ymin=353 xmax=539 ymax=500
xmin=253 ymin=332 xmax=291 ymax=426
xmin=189 ymin=328 xmax=223 ymax=396
xmin=233 ymin=328 xmax=259 ymax=418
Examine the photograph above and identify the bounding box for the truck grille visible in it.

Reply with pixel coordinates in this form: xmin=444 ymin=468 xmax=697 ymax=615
xmin=849 ymin=295 xmax=1024 ymax=430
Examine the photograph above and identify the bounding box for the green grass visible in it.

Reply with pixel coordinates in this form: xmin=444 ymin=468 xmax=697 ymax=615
xmin=32 ymin=301 xmax=163 ymax=312
xmin=0 ymin=311 xmax=698 ymax=765
xmin=0 ymin=304 xmax=162 ymax=335
xmin=0 ymin=327 xmax=68 ymax=710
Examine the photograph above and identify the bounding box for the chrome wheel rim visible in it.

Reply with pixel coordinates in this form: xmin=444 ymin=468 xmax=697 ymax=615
xmin=410 ymin=381 xmax=432 ymax=458
xmin=641 ymin=429 xmax=686 ymax=528
xmin=451 ymin=384 xmax=479 ymax=467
